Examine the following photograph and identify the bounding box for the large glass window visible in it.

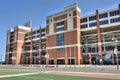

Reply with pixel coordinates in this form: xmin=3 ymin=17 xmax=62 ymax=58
xmin=81 ymin=18 xmax=87 ymax=23
xmin=56 ymin=27 xmax=64 ymax=32
xmin=89 ymin=22 xmax=97 ymax=27
xmin=41 ymin=28 xmax=46 ymax=32
xmin=99 ymin=13 xmax=108 ymax=19
xmin=100 ymin=20 xmax=109 ymax=25
xmin=56 ymin=33 xmax=64 ymax=46
xmin=110 ymin=17 xmax=120 ymax=23
xmin=41 ymin=34 xmax=46 ymax=37
xmin=89 ymin=16 xmax=96 ymax=21
xmin=32 ymin=31 xmax=36 ymax=35
xmin=37 ymin=30 xmax=40 ymax=33
xmin=110 ymin=10 xmax=119 ymax=17
xmin=32 ymin=35 xmax=40 ymax=39
xmin=81 ymin=24 xmax=88 ymax=29
xmin=56 ymin=21 xmax=64 ymax=26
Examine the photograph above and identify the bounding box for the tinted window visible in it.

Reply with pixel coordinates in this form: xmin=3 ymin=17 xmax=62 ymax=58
xmin=56 ymin=21 xmax=64 ymax=26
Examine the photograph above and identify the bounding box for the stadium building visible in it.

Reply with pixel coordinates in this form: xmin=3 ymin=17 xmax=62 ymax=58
xmin=5 ymin=3 xmax=120 ymax=65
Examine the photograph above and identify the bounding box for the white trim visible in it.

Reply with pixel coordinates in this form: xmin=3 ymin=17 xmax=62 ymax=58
xmin=56 ymin=25 xmax=64 ymax=28
xmin=17 ymin=25 xmax=31 ymax=30
xmin=57 ymin=57 xmax=65 ymax=59
xmin=41 ymin=37 xmax=46 ymax=39
xmin=32 ymin=38 xmax=39 ymax=41
xmin=18 ymin=32 xmax=26 ymax=34
xmin=47 ymin=28 xmax=80 ymax=36
xmin=46 ymin=44 xmax=82 ymax=50
xmin=25 ymin=40 xmax=31 ymax=42
xmin=68 ymin=57 xmax=75 ymax=59
xmin=47 ymin=16 xmax=80 ymax=25
xmin=17 ymin=40 xmax=24 ymax=42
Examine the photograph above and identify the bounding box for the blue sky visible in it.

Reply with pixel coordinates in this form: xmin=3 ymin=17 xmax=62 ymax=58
xmin=0 ymin=0 xmax=119 ymax=61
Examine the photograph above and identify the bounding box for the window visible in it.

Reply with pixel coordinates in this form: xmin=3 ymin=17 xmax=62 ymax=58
xmin=56 ymin=33 xmax=64 ymax=46
xmin=37 ymin=35 xmax=39 ymax=38
xmin=110 ymin=17 xmax=120 ymax=23
xmin=32 ymin=31 xmax=36 ymax=35
xmin=56 ymin=21 xmax=64 ymax=26
xmin=51 ymin=19 xmax=52 ymax=22
xmin=32 ymin=36 xmax=36 ymax=39
xmin=32 ymin=35 xmax=40 ymax=39
xmin=41 ymin=28 xmax=46 ymax=32
xmin=37 ymin=30 xmax=40 ymax=33
xmin=100 ymin=20 xmax=108 ymax=25
xmin=81 ymin=18 xmax=87 ymax=23
xmin=41 ymin=34 xmax=46 ymax=37
xmin=81 ymin=24 xmax=88 ymax=28
xmin=56 ymin=27 xmax=64 ymax=32
xmin=89 ymin=22 xmax=97 ymax=27
xmin=89 ymin=16 xmax=96 ymax=21
xmin=110 ymin=10 xmax=119 ymax=17
xmin=99 ymin=13 xmax=108 ymax=19
xmin=57 ymin=59 xmax=65 ymax=64
xmin=69 ymin=13 xmax=71 ymax=16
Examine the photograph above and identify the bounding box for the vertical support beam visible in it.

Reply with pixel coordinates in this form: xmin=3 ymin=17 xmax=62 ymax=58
xmin=26 ymin=57 xmax=28 ymax=64
xmin=34 ymin=57 xmax=36 ymax=64
xmin=54 ymin=49 xmax=57 ymax=65
xmin=96 ymin=10 xmax=103 ymax=59
xmin=39 ymin=27 xmax=42 ymax=64
xmin=89 ymin=53 xmax=92 ymax=64
xmin=64 ymin=19 xmax=68 ymax=65
xmin=112 ymin=51 xmax=115 ymax=65
xmin=30 ymin=29 xmax=33 ymax=64
xmin=73 ymin=10 xmax=83 ymax=65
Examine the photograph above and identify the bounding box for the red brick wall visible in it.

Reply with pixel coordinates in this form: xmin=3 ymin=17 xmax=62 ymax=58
xmin=54 ymin=14 xmax=67 ymax=21
xmin=46 ymin=35 xmax=56 ymax=47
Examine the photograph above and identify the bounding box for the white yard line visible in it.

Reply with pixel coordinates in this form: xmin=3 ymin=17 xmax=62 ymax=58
xmin=0 ymin=73 xmax=39 ymax=78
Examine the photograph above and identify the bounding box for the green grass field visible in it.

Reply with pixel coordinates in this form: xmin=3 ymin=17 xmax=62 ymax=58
xmin=0 ymin=69 xmax=32 ymax=76
xmin=0 ymin=70 xmax=119 ymax=80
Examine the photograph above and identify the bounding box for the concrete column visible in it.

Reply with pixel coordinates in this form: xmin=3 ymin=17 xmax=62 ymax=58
xmin=65 ymin=47 xmax=68 ymax=65
xmin=45 ymin=51 xmax=49 ymax=65
xmin=34 ymin=57 xmax=36 ymax=64
xmin=112 ymin=51 xmax=115 ymax=65
xmin=96 ymin=10 xmax=103 ymax=59
xmin=5 ymin=54 xmax=9 ymax=64
xmin=73 ymin=10 xmax=83 ymax=65
xmin=39 ymin=27 xmax=42 ymax=64
xmin=54 ymin=49 xmax=57 ymax=65
xmin=26 ymin=58 xmax=28 ymax=64
xmin=89 ymin=53 xmax=92 ymax=64
xmin=30 ymin=29 xmax=33 ymax=64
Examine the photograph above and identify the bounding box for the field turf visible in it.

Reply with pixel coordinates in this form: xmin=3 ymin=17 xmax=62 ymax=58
xmin=0 ymin=74 xmax=119 ymax=80
xmin=0 ymin=69 xmax=32 ymax=76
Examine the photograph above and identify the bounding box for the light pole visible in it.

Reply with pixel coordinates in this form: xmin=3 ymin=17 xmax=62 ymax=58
xmin=112 ymin=38 xmax=119 ymax=70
